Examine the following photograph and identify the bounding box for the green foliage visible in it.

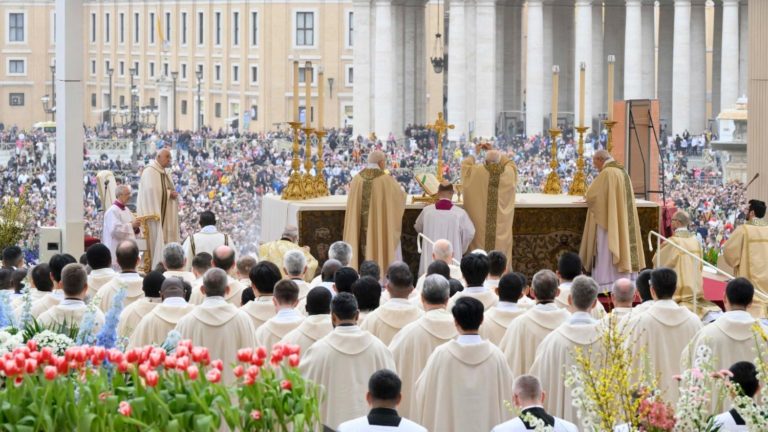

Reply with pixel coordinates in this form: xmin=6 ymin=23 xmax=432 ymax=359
xmin=0 ymin=192 xmax=27 ymax=251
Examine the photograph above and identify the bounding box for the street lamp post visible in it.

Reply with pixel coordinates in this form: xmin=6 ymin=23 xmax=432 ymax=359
xmin=196 ymin=69 xmax=203 ymax=132
xmin=171 ymin=71 xmax=178 ymax=132
xmin=50 ymin=65 xmax=56 ymax=121
xmin=107 ymin=67 xmax=114 ymax=127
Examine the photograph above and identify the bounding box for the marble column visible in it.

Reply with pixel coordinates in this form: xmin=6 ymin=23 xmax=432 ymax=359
xmin=525 ymin=0 xmax=544 ymax=136
xmin=447 ymin=0 xmax=467 ymax=139
xmin=552 ymin=3 xmax=574 ymax=127
xmin=689 ymin=0 xmax=706 ymax=132
xmin=604 ymin=1 xmax=626 ymax=101
xmin=56 ymin=0 xmax=85 ymax=256
xmin=720 ymin=0 xmax=739 ymax=111
xmin=739 ymin=0 xmax=748 ymax=98
xmin=641 ymin=0 xmax=655 ymax=99
xmin=623 ymin=0 xmax=642 ymax=100
xmin=403 ymin=4 xmax=416 ymax=127
xmin=373 ymin=0 xmax=396 ymax=141
xmin=352 ymin=0 xmax=372 ymax=138
xmin=414 ymin=3 xmax=427 ymax=125
xmin=591 ymin=2 xmax=604 ymax=126
xmin=574 ymin=0 xmax=592 ymax=127
xmin=502 ymin=3 xmax=523 ymax=113
xmin=672 ymin=0 xmax=691 ymax=134
xmin=475 ymin=0 xmax=497 ymax=138
xmin=658 ymin=2 xmax=674 ymax=129
xmin=747 ymin=0 xmax=768 ymax=200
xmin=712 ymin=1 xmax=722 ymax=118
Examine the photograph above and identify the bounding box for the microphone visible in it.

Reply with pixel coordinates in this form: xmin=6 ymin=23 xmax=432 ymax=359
xmin=746 ymin=173 xmax=760 ymax=190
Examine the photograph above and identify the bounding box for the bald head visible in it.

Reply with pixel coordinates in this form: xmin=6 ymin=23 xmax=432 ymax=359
xmin=156 ymin=148 xmax=172 ymax=168
xmin=281 ymin=225 xmax=299 ymax=242
xmin=432 ymin=239 xmax=454 ymax=262
xmin=486 ymin=150 xmax=501 ymax=164
xmin=368 ymin=150 xmax=386 ymax=169
xmin=672 ymin=210 xmax=691 ymax=227
xmin=611 ymin=278 xmax=636 ymax=307
xmin=593 ymin=149 xmax=612 ymax=171
xmin=213 ymin=245 xmax=236 ymax=272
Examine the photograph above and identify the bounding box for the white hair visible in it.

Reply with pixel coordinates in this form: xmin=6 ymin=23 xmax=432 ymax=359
xmin=328 ymin=241 xmax=353 ymax=266
xmin=433 ymin=239 xmax=454 ymax=261
xmin=422 ymin=274 xmax=450 ymax=305
xmin=162 ymin=242 xmax=185 ymax=270
xmin=283 ymin=250 xmax=307 ymax=276
xmin=116 ymin=184 xmax=131 ymax=196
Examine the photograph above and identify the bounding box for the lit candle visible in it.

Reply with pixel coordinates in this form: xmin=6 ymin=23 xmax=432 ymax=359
xmin=318 ymin=69 xmax=324 ymax=130
xmin=293 ymin=61 xmax=299 ymax=123
xmin=551 ymin=65 xmax=559 ymax=129
xmin=579 ymin=62 xmax=586 ymax=127
xmin=305 ymin=61 xmax=312 ymax=129
xmin=607 ymin=55 xmax=615 ymax=122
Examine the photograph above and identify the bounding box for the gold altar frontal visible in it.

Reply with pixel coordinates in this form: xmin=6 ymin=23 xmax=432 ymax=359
xmin=261 ymin=194 xmax=660 ymax=280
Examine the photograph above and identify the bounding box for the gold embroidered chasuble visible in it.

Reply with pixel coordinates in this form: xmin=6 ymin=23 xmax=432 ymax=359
xmin=723 ymin=218 xmax=768 ymax=314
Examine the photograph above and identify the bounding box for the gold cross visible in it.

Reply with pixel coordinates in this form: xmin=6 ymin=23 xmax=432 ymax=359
xmin=427 ymin=112 xmax=454 ymax=182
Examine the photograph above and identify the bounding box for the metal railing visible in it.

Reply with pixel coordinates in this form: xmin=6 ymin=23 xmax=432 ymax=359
xmin=417 ymin=233 xmax=462 ymax=266
xmin=648 ymin=230 xmax=768 ymax=313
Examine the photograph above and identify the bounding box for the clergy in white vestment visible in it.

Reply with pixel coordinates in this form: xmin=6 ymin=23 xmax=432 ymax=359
xmin=530 ymin=276 xmax=604 ymax=425
xmin=182 ymin=211 xmax=233 ymax=271
xmin=480 ymin=272 xmax=529 ymax=345
xmin=389 ymin=274 xmax=457 ymax=420
xmin=414 ymin=182 xmax=475 ymax=276
xmin=236 ymin=256 xmax=257 ymax=289
xmin=254 ymin=280 xmax=305 ymax=349
xmin=37 ymin=264 xmax=106 ymax=332
xmin=337 ymin=369 xmax=427 ymax=432
xmin=499 ymin=270 xmax=570 ymax=377
xmin=13 ymin=264 xmax=50 ymax=315
xmin=712 ymin=361 xmax=758 ymax=432
xmin=175 ymin=268 xmax=257 ymax=383
xmin=30 ymin=254 xmax=74 ymax=318
xmin=722 ymin=199 xmax=768 ymax=316
xmin=414 ymin=297 xmax=514 ymax=432
xmin=280 ymin=287 xmax=333 ymax=354
xmin=412 ymin=240 xmax=464 ymax=293
xmin=190 ymin=246 xmax=246 ymax=306
xmin=240 ymin=261 xmax=282 ymax=329
xmin=102 ymin=184 xmax=139 ymax=268
xmin=259 ymin=225 xmax=318 ymax=283
xmin=117 ymin=271 xmax=164 ymax=338
xmin=484 ymin=251 xmax=508 ymax=291
xmin=84 ymin=244 xmax=117 ymax=299
xmin=300 ymin=293 xmax=396 ymax=430
xmin=97 ymin=240 xmax=145 ymax=313
xmin=625 ymin=268 xmax=702 ymax=402
xmin=188 ymin=252 xmax=213 ymax=302
xmin=491 ymin=375 xmax=578 ymax=432
xmin=682 ymin=278 xmax=764 ymax=373
xmin=137 ymin=149 xmax=180 ymax=268
xmin=361 ymin=262 xmax=423 ymax=345
xmin=161 ymin=243 xmax=196 ymax=284
xmin=354 ymin=276 xmax=384 ymax=322
xmin=128 ymin=277 xmax=194 ymax=349
xmin=282 ymin=250 xmax=313 ymax=300
xmin=629 ymin=269 xmax=656 ymax=317
xmin=296 ymin=260 xmax=342 ymax=316
xmin=555 ymin=252 xmax=606 ymax=319
xmin=447 ymin=253 xmax=499 ymax=311
xmin=309 ymin=241 xmax=354 ymax=287
xmin=606 ymin=278 xmax=637 ymax=321
xmin=579 ymin=150 xmax=645 ymax=291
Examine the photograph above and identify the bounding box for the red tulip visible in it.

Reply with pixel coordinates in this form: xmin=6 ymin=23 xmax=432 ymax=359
xmin=26 ymin=340 xmax=37 ymax=352
xmin=246 ymin=365 xmax=260 ymax=379
xmin=118 ymin=401 xmax=132 ymax=417
xmin=43 ymin=365 xmax=57 ymax=381
xmin=256 ymin=346 xmax=267 ymax=360
xmin=244 ymin=374 xmax=255 ymax=386
xmin=237 ymin=348 xmax=253 ymax=362
xmin=145 ymin=370 xmax=159 ymax=387
xmin=55 ymin=357 xmax=68 ymax=374
xmin=288 ymin=354 xmax=300 ymax=368
xmin=74 ymin=349 xmax=86 ymax=363
xmin=4 ymin=360 xmax=19 ymax=376
xmin=233 ymin=365 xmax=245 ymax=378
xmin=40 ymin=347 xmax=53 ymax=363
xmin=178 ymin=340 xmax=193 ymax=349
xmin=210 ymin=359 xmax=223 ymax=371
xmin=191 ymin=347 xmax=205 ymax=362
xmin=149 ymin=352 xmax=162 ymax=367
xmin=250 ymin=410 xmax=261 ymax=420
xmin=280 ymin=379 xmax=292 ymax=391
xmin=253 ymin=357 xmax=265 ymax=367
xmin=164 ymin=355 xmax=177 ymax=369
xmin=175 ymin=356 xmax=190 ymax=371
xmin=14 ymin=353 xmax=25 ymax=368
xmin=92 ymin=347 xmax=106 ymax=363
xmin=117 ymin=361 xmax=130 ymax=373
xmin=125 ymin=349 xmax=140 ymax=364
xmin=187 ymin=365 xmax=199 ymax=380
xmin=24 ymin=358 xmax=37 ymax=374
xmin=286 ymin=344 xmax=300 ymax=356
xmin=138 ymin=363 xmax=150 ymax=378
xmin=176 ymin=346 xmax=189 ymax=358
xmin=205 ymin=368 xmax=221 ymax=384
xmin=13 ymin=376 xmax=23 ymax=387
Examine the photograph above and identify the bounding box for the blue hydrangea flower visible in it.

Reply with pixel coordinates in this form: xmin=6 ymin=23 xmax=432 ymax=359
xmin=94 ymin=287 xmax=127 ymax=349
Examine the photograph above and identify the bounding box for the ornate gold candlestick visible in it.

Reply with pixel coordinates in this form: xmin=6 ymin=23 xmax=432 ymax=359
xmin=302 ymin=128 xmax=317 ymax=198
xmin=313 ymin=129 xmax=329 ymax=196
xmin=604 ymin=120 xmax=617 ymax=154
xmin=543 ymin=128 xmax=562 ymax=194
xmin=281 ymin=121 xmax=306 ymax=200
xmin=569 ymin=126 xmax=588 ymax=196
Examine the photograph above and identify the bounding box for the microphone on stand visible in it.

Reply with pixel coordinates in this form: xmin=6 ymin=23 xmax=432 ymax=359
xmin=745 ymin=173 xmax=760 ymax=190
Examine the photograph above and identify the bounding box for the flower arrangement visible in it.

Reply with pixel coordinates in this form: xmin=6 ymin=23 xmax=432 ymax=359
xmin=0 ymin=329 xmax=23 ymax=355
xmin=637 ymin=391 xmax=676 ymax=432
xmin=723 ymin=324 xmax=768 ymax=428
xmin=0 ymin=339 xmax=320 ymax=431
xmin=0 ymin=192 xmax=27 ymax=251
xmin=672 ymin=345 xmax=722 ymax=432
xmin=30 ymin=330 xmax=74 ymax=356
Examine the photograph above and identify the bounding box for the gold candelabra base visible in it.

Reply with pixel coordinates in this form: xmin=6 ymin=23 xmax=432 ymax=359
xmin=313 ymin=130 xmax=329 ymax=197
xmin=543 ymin=128 xmax=562 ymax=195
xmin=282 ymin=121 xmax=306 ymax=200
xmin=301 ymin=127 xmax=317 ymax=199
xmin=569 ymin=126 xmax=589 ymax=196
xmin=603 ymin=120 xmax=617 ymax=154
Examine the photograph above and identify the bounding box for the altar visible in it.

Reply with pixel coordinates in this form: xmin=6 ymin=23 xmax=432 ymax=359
xmin=261 ymin=194 xmax=660 ymax=280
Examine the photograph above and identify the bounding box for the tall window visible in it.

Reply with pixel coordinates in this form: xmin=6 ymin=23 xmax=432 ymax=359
xmin=181 ymin=63 xmax=187 ymax=80
xmin=163 ymin=63 xmax=169 ymax=77
xmin=250 ymin=66 xmax=258 ymax=84
xmin=119 ymin=13 xmax=124 ymax=43
xmin=8 ymin=60 xmax=25 ymax=75
xmin=90 ymin=60 xmax=96 ymax=75
xmin=119 ymin=61 xmax=125 ymax=76
xmin=165 ymin=12 xmax=171 ymax=42
xmin=90 ymin=13 xmax=96 ymax=43
xmin=104 ymin=13 xmax=110 ymax=43
xmin=181 ymin=12 xmax=187 ymax=45
xmin=197 ymin=12 xmax=204 ymax=45
xmin=232 ymin=65 xmax=239 ymax=83
xmin=250 ymin=12 xmax=258 ymax=47
xmin=197 ymin=64 xmax=204 ymax=80
xmin=215 ymin=12 xmax=221 ymax=45
xmin=133 ymin=13 xmax=140 ymax=44
xmin=296 ymin=12 xmax=314 ymax=47
xmin=133 ymin=61 xmax=139 ymax=75
xmin=149 ymin=61 xmax=155 ymax=78
xmin=149 ymin=12 xmax=155 ymax=44
xmin=232 ymin=12 xmax=239 ymax=46
xmin=104 ymin=60 xmax=111 ymax=75
xmin=348 ymin=12 xmax=353 ymax=47
xmin=215 ymin=64 xmax=221 ymax=82
xmin=298 ymin=66 xmax=313 ymax=84
xmin=9 ymin=13 xmax=25 ymax=42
